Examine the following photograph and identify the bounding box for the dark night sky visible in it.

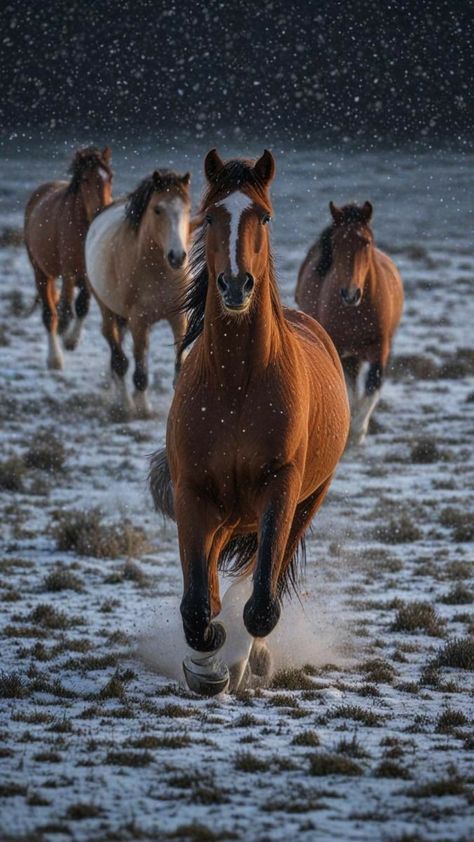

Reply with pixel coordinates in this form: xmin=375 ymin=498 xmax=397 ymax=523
xmin=1 ymin=0 xmax=472 ymax=144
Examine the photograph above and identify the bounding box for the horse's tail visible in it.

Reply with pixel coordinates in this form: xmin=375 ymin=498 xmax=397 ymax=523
xmin=149 ymin=448 xmax=175 ymax=521
xmin=23 ymin=294 xmax=40 ymax=318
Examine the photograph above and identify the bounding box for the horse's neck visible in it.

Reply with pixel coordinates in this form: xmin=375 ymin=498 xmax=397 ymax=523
xmin=202 ymin=272 xmax=285 ymax=379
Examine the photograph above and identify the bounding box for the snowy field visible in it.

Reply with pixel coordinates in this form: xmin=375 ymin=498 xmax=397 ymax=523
xmin=0 ymin=139 xmax=473 ymax=841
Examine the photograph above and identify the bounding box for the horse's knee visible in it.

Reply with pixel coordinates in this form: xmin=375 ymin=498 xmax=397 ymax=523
xmin=243 ymin=594 xmax=281 ymax=638
xmin=366 ymin=363 xmax=383 ymax=395
xmin=133 ymin=361 xmax=148 ymax=392
xmin=111 ymin=344 xmax=129 ymax=378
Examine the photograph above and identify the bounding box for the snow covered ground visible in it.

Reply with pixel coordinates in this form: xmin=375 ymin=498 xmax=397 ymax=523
xmin=0 ymin=139 xmax=473 ymax=841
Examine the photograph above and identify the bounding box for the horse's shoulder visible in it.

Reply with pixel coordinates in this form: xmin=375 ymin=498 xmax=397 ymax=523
xmin=283 ymin=307 xmax=339 ymax=362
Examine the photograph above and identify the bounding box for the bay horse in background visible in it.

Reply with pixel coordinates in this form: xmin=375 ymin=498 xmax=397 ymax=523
xmin=296 ymin=201 xmax=404 ymax=444
xmin=150 ymin=149 xmax=350 ymax=695
xmin=86 ymin=170 xmax=191 ymax=417
xmin=24 ymin=147 xmax=113 ymax=370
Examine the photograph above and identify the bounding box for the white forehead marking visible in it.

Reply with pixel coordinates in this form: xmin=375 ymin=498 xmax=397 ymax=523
xmin=216 ymin=192 xmax=252 ymax=274
xmin=160 ymin=196 xmax=188 ymax=255
xmin=99 ymin=167 xmax=109 ymax=183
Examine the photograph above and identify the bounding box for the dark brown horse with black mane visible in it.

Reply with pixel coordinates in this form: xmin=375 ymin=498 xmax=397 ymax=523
xmin=296 ymin=201 xmax=404 ymax=443
xmin=150 ymin=149 xmax=350 ymax=694
xmin=24 ymin=147 xmax=113 ymax=369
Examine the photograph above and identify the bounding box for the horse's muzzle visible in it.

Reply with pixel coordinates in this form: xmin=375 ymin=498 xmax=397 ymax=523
xmin=167 ymin=249 xmax=187 ymax=270
xmin=340 ymin=287 xmax=362 ymax=307
xmin=217 ymin=272 xmax=254 ymax=312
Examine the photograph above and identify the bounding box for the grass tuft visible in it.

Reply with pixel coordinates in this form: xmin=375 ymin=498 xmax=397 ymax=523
xmin=375 ymin=514 xmax=422 ymax=544
xmin=270 ymin=667 xmax=315 ymax=691
xmin=42 ymin=564 xmax=84 ymax=592
xmin=308 ymin=752 xmax=363 ymax=776
xmin=434 ymin=637 xmax=474 ymax=670
xmin=0 ymin=456 xmax=26 ymax=491
xmin=24 ymin=430 xmax=66 ymax=473
xmin=436 ymin=708 xmax=469 ymax=733
xmin=53 ymin=507 xmax=149 ymax=559
xmin=391 ymin=601 xmax=446 ymax=636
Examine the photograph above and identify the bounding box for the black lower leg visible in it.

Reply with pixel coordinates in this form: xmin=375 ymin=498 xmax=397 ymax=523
xmin=111 ymin=343 xmax=129 ymax=378
xmin=42 ymin=303 xmax=54 ymax=332
xmin=133 ymin=361 xmax=148 ymax=392
xmin=75 ymin=283 xmax=90 ymax=320
xmin=366 ymin=363 xmax=383 ymax=395
xmin=243 ymin=508 xmax=281 ymax=638
xmin=57 ymin=301 xmax=73 ymax=334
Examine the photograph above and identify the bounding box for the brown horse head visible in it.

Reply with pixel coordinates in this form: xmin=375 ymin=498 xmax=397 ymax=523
xmin=328 ymin=200 xmax=374 ymax=307
xmin=68 ymin=146 xmax=113 ymax=222
xmin=201 ymin=148 xmax=275 ymax=313
xmin=125 ymin=170 xmax=191 ymax=269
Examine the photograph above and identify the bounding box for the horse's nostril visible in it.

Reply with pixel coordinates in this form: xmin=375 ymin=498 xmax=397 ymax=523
xmin=340 ymin=288 xmax=348 ymax=300
xmin=244 ymin=273 xmax=254 ymax=293
xmin=217 ymin=273 xmax=227 ymax=293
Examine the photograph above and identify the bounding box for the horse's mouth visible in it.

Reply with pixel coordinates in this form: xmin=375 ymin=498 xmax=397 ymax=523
xmin=223 ymin=302 xmax=251 ymax=314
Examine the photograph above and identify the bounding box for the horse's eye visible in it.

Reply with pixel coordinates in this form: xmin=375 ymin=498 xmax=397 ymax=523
xmin=262 ymin=213 xmax=271 ymax=225
xmin=154 ymin=207 xmax=161 ymax=215
xmin=205 ymin=214 xmax=212 ymax=224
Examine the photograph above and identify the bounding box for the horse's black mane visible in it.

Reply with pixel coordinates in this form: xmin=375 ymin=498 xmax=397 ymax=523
xmin=316 ymin=204 xmax=371 ymax=278
xmin=178 ymin=159 xmax=273 ymax=357
xmin=67 ymin=147 xmax=111 ymax=194
xmin=125 ymin=171 xmax=188 ymax=231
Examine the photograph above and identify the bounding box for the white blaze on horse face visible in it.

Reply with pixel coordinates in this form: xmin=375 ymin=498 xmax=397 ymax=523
xmin=159 ymin=196 xmax=188 ymax=258
xmin=217 ymin=192 xmax=252 ymax=275
xmin=98 ymin=168 xmax=109 ymax=183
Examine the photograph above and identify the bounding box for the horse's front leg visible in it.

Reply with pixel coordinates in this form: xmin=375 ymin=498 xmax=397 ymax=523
xmin=130 ymin=318 xmax=152 ymax=418
xmin=175 ymin=490 xmax=229 ymax=694
xmin=243 ymin=465 xmax=300 ymax=639
xmin=351 ymin=354 xmax=386 ymax=444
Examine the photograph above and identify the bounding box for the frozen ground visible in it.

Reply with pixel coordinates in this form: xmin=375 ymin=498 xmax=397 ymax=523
xmin=0 ymin=139 xmax=473 ymax=842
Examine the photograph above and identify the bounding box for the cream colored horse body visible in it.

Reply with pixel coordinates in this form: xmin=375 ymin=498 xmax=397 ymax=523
xmin=86 ymin=174 xmax=191 ymax=415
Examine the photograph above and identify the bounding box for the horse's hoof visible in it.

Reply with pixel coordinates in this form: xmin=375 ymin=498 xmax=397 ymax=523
xmin=182 ymin=655 xmax=230 ymax=696
xmin=62 ymin=336 xmax=78 ymax=352
xmin=47 ymin=355 xmax=64 ymax=371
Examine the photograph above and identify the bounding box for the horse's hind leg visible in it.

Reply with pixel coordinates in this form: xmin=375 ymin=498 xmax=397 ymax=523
xmin=130 ymin=319 xmax=152 ymax=418
xmin=63 ymin=277 xmax=91 ymax=351
xmin=99 ymin=302 xmax=132 ymax=412
xmin=34 ymin=266 xmax=63 ymax=370
xmin=57 ymin=276 xmax=75 ymax=340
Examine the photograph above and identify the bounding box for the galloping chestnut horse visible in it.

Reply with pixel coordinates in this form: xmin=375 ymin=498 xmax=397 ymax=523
xmin=296 ymin=201 xmax=404 ymax=443
xmin=24 ymin=147 xmax=113 ymax=370
xmin=86 ymin=169 xmax=191 ymax=416
xmin=150 ymin=150 xmax=349 ymax=694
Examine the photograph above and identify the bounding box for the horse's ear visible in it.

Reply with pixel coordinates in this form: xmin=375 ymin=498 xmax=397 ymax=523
xmin=204 ymin=149 xmax=224 ymax=182
xmin=253 ymin=149 xmax=275 ymax=186
xmin=329 ymin=201 xmax=344 ymax=224
xmin=362 ymin=201 xmax=373 ymax=222
xmin=102 ymin=146 xmax=112 ymax=163
xmin=152 ymin=170 xmax=162 ymax=187
xmin=181 ymin=172 xmax=191 ymax=186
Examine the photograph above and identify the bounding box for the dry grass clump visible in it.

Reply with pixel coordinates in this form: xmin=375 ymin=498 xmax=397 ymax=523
xmin=53 ymin=508 xmax=149 ymax=559
xmin=434 ymin=637 xmax=474 ymax=670
xmin=390 ymin=354 xmax=438 ymax=382
xmin=439 ymin=347 xmax=474 ymax=379
xmin=335 ymin=735 xmax=370 ymax=759
xmin=391 ymin=601 xmax=446 ymax=637
xmin=439 ymin=507 xmax=474 ymax=542
xmin=0 ymin=226 xmax=23 ymax=248
xmin=373 ymin=760 xmax=411 ymax=779
xmin=436 ymin=708 xmax=469 ymax=733
xmin=43 ymin=564 xmax=84 ymax=592
xmin=24 ymin=430 xmax=66 ymax=473
xmin=406 ymin=770 xmax=466 ymax=798
xmin=330 ymin=705 xmax=384 ymax=727
xmin=410 ymin=437 xmax=447 ymax=464
xmin=66 ymin=803 xmax=102 ymax=820
xmin=30 ymin=603 xmax=78 ymax=630
xmin=360 ymin=658 xmax=396 ymax=684
xmin=291 ymin=730 xmax=320 ymax=747
xmin=105 ymin=750 xmax=153 ymax=767
xmin=234 ymin=751 xmax=271 ymax=773
xmin=308 ymin=752 xmax=363 ymax=776
xmin=0 ymin=671 xmax=29 ymax=698
xmin=440 ymin=583 xmax=473 ymax=605
xmin=374 ymin=514 xmax=422 ymax=544
xmin=270 ymin=667 xmax=315 ymax=691
xmin=0 ymin=456 xmax=26 ymax=491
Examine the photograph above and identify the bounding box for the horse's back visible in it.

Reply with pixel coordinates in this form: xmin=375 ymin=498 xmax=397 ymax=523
xmin=24 ymin=181 xmax=69 ymax=275
xmin=374 ymin=247 xmax=404 ymax=331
